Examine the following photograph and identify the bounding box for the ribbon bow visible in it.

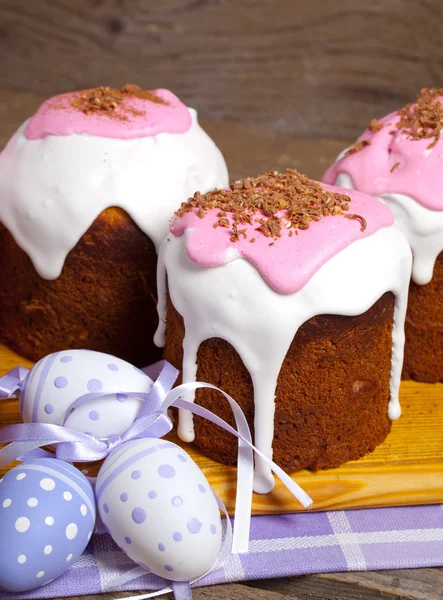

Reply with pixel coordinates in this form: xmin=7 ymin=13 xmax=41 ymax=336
xmin=0 ymin=360 xmax=312 ymax=556
xmin=0 ymin=366 xmax=29 ymax=414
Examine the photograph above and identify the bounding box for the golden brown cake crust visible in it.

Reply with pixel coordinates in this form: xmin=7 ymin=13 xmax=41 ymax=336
xmin=0 ymin=207 xmax=161 ymax=367
xmin=402 ymin=251 xmax=443 ymax=383
xmin=164 ymin=290 xmax=395 ymax=472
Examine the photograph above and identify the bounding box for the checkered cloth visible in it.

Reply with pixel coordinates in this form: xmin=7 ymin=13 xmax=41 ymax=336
xmin=2 ymin=504 xmax=443 ymax=599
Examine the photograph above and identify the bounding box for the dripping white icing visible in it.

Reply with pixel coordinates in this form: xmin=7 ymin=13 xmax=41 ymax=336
xmin=334 ymin=173 xmax=443 ymax=285
xmin=155 ymin=226 xmax=412 ymax=493
xmin=0 ymin=108 xmax=228 ymax=279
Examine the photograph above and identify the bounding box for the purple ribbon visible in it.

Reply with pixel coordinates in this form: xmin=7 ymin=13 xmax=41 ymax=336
xmin=0 ymin=361 xmax=178 ymax=464
xmin=0 ymin=360 xmax=312 ymax=557
xmin=0 ymin=357 xmax=313 ymax=600
xmin=0 ymin=366 xmax=29 ymax=398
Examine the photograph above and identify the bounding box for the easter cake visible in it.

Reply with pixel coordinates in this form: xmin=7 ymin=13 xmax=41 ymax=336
xmin=156 ymin=169 xmax=412 ymax=492
xmin=322 ymin=87 xmax=443 ymax=383
xmin=0 ymin=84 xmax=228 ymax=366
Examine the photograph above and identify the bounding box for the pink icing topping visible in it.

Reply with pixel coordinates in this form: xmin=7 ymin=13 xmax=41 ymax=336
xmin=171 ymin=183 xmax=394 ymax=294
xmin=25 ymin=88 xmax=192 ymax=140
xmin=322 ymin=110 xmax=443 ymax=211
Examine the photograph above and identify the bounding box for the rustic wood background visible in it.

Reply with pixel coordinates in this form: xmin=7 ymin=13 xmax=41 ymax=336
xmin=1 ymin=0 xmax=443 ymax=139
xmin=70 ymin=569 xmax=443 ymax=600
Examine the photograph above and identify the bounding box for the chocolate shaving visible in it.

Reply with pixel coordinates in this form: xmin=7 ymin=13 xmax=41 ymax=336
xmin=344 ymin=213 xmax=367 ymax=232
xmin=230 ymin=224 xmax=247 ymax=242
xmin=213 ymin=217 xmax=230 ymax=229
xmin=353 ymin=88 xmax=443 ymax=152
xmin=256 ymin=217 xmax=282 ymax=238
xmin=176 ymin=169 xmax=367 ymax=242
xmin=345 ymin=140 xmax=371 ymax=157
xmin=390 ymin=161 xmax=400 ymax=173
xmin=368 ymin=118 xmax=383 ymax=132
xmin=395 ymin=87 xmax=443 ymax=149
xmin=68 ymin=84 xmax=166 ymax=120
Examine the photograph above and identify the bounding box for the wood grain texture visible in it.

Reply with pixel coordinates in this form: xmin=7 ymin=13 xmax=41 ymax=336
xmin=54 ymin=583 xmax=302 ymax=600
xmin=247 ymin=568 xmax=443 ymax=600
xmin=46 ymin=569 xmax=443 ymax=600
xmin=2 ymin=0 xmax=443 ymax=138
xmin=2 ymin=341 xmax=443 ymax=513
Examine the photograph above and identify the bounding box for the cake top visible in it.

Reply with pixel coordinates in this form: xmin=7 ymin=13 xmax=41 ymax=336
xmin=394 ymin=87 xmax=443 ymax=147
xmin=171 ymin=169 xmax=394 ymax=294
xmin=323 ymin=87 xmax=443 ymax=211
xmin=0 ymin=86 xmax=228 ymax=280
xmin=347 ymin=88 xmax=443 ymax=153
xmin=176 ymin=169 xmax=367 ymax=239
xmin=25 ymin=84 xmax=192 ymax=140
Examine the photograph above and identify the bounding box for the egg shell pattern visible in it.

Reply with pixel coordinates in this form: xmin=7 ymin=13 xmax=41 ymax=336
xmin=20 ymin=350 xmax=153 ymax=437
xmin=96 ymin=439 xmax=222 ymax=582
xmin=0 ymin=458 xmax=96 ymax=592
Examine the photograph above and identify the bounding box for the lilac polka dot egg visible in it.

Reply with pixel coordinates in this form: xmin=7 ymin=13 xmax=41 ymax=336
xmin=96 ymin=439 xmax=222 ymax=582
xmin=19 ymin=350 xmax=153 ymax=438
xmin=0 ymin=458 xmax=96 ymax=592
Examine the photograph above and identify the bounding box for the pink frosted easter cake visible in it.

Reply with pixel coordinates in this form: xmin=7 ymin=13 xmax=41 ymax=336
xmin=323 ymin=87 xmax=443 ymax=382
xmin=155 ymin=169 xmax=412 ymax=491
xmin=0 ymin=84 xmax=228 ymax=366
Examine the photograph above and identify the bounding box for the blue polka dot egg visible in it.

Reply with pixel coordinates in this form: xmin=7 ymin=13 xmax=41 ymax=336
xmin=19 ymin=350 xmax=153 ymax=437
xmin=0 ymin=458 xmax=96 ymax=592
xmin=96 ymin=438 xmax=222 ymax=582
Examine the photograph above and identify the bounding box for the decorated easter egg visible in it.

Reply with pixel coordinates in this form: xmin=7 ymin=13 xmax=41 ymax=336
xmin=96 ymin=439 xmax=222 ymax=581
xmin=0 ymin=458 xmax=96 ymax=592
xmin=20 ymin=350 xmax=153 ymax=437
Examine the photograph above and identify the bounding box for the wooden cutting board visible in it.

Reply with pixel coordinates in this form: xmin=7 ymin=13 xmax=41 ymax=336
xmin=1 ymin=343 xmax=442 ymax=515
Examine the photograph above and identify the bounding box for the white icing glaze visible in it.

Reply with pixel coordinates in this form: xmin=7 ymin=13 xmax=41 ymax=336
xmin=0 ymin=109 xmax=228 ymax=279
xmin=335 ymin=173 xmax=443 ymax=285
xmin=155 ymin=226 xmax=412 ymax=493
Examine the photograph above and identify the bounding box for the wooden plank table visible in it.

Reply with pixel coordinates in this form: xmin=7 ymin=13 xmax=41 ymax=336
xmin=3 ymin=366 xmax=443 ymax=513
xmin=0 ymin=90 xmax=442 ymax=599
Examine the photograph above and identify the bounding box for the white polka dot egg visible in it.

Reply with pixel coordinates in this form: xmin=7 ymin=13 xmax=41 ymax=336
xmin=0 ymin=458 xmax=96 ymax=592
xmin=20 ymin=350 xmax=153 ymax=438
xmin=96 ymin=438 xmax=222 ymax=582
